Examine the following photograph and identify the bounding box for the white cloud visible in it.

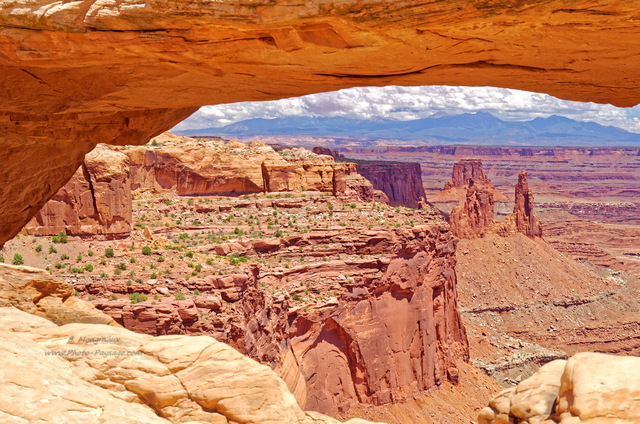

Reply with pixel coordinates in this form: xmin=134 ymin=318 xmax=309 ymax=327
xmin=173 ymin=85 xmax=640 ymax=133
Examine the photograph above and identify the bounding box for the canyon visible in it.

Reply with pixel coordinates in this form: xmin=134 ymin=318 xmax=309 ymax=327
xmin=5 ymin=138 xmax=493 ymax=422
xmin=1 ymin=2 xmax=640 ymax=424
xmin=6 ymin=136 xmax=639 ymax=423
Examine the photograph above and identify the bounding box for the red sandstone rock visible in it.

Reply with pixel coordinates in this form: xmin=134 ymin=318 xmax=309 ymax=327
xmin=312 ymin=146 xmax=345 ymax=161
xmin=450 ymin=179 xmax=495 ymax=238
xmin=433 ymin=159 xmax=507 ymax=204
xmin=501 ymin=171 xmax=543 ymax=238
xmin=355 ymin=162 xmax=427 ymax=208
xmin=444 ymin=159 xmax=489 ymax=190
xmin=268 ymin=224 xmax=468 ymax=415
xmin=26 ymin=145 xmax=131 ymax=237
xmin=3 ymin=1 xmax=640 ymax=246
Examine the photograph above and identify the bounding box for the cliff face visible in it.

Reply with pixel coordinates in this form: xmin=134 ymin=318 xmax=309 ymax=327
xmin=444 ymin=159 xmax=489 ymax=190
xmin=68 ymin=195 xmax=468 ymax=417
xmin=123 ymin=140 xmax=374 ymax=198
xmin=449 ymin=179 xmax=495 ymax=238
xmin=3 ymin=1 xmax=640 ymax=245
xmin=500 ymin=171 xmax=543 ymax=238
xmin=439 ymin=161 xmax=541 ymax=239
xmin=26 ymin=145 xmax=132 ymax=237
xmin=433 ymin=159 xmax=507 ymax=204
xmin=29 ymin=140 xmax=386 ymax=237
xmin=0 ymin=263 xmax=383 ymax=424
xmin=355 ymin=162 xmax=427 ymax=208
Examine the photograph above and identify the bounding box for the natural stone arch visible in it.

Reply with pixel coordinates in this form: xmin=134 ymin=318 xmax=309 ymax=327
xmin=1 ymin=0 xmax=640 ymax=245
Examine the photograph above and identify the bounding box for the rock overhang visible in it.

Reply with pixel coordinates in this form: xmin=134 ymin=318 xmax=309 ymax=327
xmin=2 ymin=0 xmax=640 ymax=245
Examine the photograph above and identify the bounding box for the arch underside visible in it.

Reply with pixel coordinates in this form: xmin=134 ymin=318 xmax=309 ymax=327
xmin=1 ymin=0 xmax=639 ymax=245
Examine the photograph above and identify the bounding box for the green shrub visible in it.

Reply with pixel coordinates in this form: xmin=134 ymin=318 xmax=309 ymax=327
xmin=12 ymin=253 xmax=24 ymax=265
xmin=61 ymin=253 xmax=69 ymax=260
xmin=185 ymin=251 xmax=194 ymax=258
xmin=227 ymin=254 xmax=249 ymax=266
xmin=150 ymin=272 xmax=157 ymax=279
xmin=116 ymin=262 xmax=127 ymax=271
xmin=87 ymin=250 xmax=94 ymax=257
xmin=35 ymin=245 xmax=43 ymax=253
xmin=84 ymin=264 xmax=94 ymax=272
xmin=105 ymin=248 xmax=114 ymax=258
xmin=157 ymin=256 xmax=165 ymax=262
xmin=142 ymin=246 xmax=152 ymax=256
xmin=70 ymin=267 xmax=84 ymax=274
xmin=174 ymin=293 xmax=186 ymax=301
xmin=128 ymin=292 xmax=147 ymax=304
xmin=291 ymin=293 xmax=303 ymax=302
xmin=49 ymin=245 xmax=57 ymax=254
xmin=194 ymin=264 xmax=202 ymax=273
xmin=130 ymin=257 xmax=136 ymax=264
xmin=52 ymin=232 xmax=68 ymax=244
xmin=193 ymin=289 xmax=200 ymax=295
xmin=100 ymin=272 xmax=108 ymax=278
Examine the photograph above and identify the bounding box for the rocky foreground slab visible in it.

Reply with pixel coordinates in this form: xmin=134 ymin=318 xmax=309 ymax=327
xmin=479 ymin=352 xmax=640 ymax=424
xmin=0 ymin=263 xmax=383 ymax=424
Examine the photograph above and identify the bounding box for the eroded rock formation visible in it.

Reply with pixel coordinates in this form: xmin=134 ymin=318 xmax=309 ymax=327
xmin=69 ymin=197 xmax=468 ymax=416
xmin=0 ymin=264 xmax=383 ymax=424
xmin=354 ymin=162 xmax=427 ymax=208
xmin=433 ymin=159 xmax=507 ymax=204
xmin=2 ymin=1 xmax=640 ymax=245
xmin=479 ymin=352 xmax=640 ymax=424
xmin=440 ymin=161 xmax=540 ymax=239
xmin=26 ymin=145 xmax=132 ymax=237
xmin=444 ymin=159 xmax=489 ymax=190
xmin=122 ymin=140 xmax=374 ymax=198
xmin=501 ymin=171 xmax=543 ymax=238
xmin=27 ymin=140 xmax=386 ymax=238
xmin=450 ymin=179 xmax=495 ymax=238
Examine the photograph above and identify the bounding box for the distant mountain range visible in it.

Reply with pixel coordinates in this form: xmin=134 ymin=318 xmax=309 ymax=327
xmin=175 ymin=112 xmax=640 ymax=146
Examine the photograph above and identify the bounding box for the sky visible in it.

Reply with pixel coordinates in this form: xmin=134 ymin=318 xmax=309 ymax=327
xmin=173 ymin=85 xmax=640 ymax=133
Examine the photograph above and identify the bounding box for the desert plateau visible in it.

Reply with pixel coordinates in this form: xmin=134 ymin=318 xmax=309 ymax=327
xmin=1 ymin=1 xmax=639 ymax=424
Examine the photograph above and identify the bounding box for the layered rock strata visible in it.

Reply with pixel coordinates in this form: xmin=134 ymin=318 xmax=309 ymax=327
xmin=27 ymin=140 xmax=386 ymax=237
xmin=432 ymin=159 xmax=507 ymax=204
xmin=442 ymin=162 xmax=541 ymax=239
xmin=354 ymin=162 xmax=427 ymax=208
xmin=449 ymin=178 xmax=495 ymax=238
xmin=0 ymin=264 xmax=382 ymax=424
xmin=65 ymin=197 xmax=469 ymax=417
xmin=122 ymin=140 xmax=378 ymax=199
xmin=500 ymin=171 xmax=543 ymax=238
xmin=444 ymin=159 xmax=490 ymax=190
xmin=26 ymin=145 xmax=132 ymax=237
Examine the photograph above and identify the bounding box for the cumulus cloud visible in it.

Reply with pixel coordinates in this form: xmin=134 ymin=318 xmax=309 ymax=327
xmin=173 ymin=85 xmax=640 ymax=133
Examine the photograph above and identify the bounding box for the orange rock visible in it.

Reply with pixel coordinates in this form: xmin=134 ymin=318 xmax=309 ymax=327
xmin=450 ymin=178 xmax=496 ymax=238
xmin=355 ymin=162 xmax=427 ymax=208
xmin=501 ymin=171 xmax=543 ymax=238
xmin=3 ymin=1 xmax=640 ymax=244
xmin=26 ymin=145 xmax=132 ymax=237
